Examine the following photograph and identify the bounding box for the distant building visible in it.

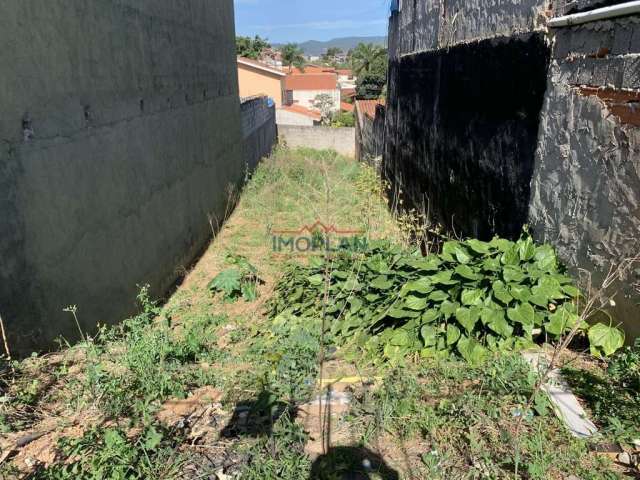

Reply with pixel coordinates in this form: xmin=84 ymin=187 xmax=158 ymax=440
xmin=276 ymin=104 xmax=322 ymax=126
xmin=237 ymin=57 xmax=286 ymax=106
xmin=284 ymin=73 xmax=340 ymax=113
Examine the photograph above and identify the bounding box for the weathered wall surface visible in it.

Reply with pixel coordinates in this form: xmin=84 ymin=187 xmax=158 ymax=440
xmin=529 ymin=16 xmax=640 ymax=338
xmin=0 ymin=0 xmax=244 ymax=354
xmin=241 ymin=97 xmax=277 ymax=172
xmin=279 ymin=126 xmax=356 ymax=157
xmin=385 ymin=0 xmax=640 ymax=337
xmin=356 ymin=106 xmax=386 ymax=170
xmin=391 ymin=0 xmax=548 ymax=57
xmin=385 ymin=33 xmax=551 ymax=239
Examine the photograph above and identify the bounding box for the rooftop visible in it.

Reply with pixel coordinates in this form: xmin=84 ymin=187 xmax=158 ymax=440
xmin=285 ymin=73 xmax=338 ymax=91
xmin=279 ymin=104 xmax=322 ymax=121
xmin=237 ymin=57 xmax=286 ymax=77
xmin=355 ymin=99 xmax=385 ymax=119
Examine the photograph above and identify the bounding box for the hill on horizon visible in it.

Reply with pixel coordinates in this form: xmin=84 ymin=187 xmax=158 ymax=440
xmin=274 ymin=36 xmax=387 ymax=56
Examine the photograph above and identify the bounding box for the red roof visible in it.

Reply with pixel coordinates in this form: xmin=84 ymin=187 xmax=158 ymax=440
xmin=290 ymin=65 xmax=336 ymax=75
xmin=336 ymin=69 xmax=353 ymax=76
xmin=279 ymin=104 xmax=322 ymax=121
xmin=341 ymin=88 xmax=356 ymax=99
xmin=285 ymin=73 xmax=337 ymax=91
xmin=355 ymin=99 xmax=385 ymax=119
xmin=341 ymin=102 xmax=354 ymax=112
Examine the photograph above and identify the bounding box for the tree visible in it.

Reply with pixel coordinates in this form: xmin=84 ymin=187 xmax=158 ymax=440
xmin=236 ymin=35 xmax=271 ymax=60
xmin=356 ymin=73 xmax=386 ymax=100
xmin=312 ymin=93 xmax=336 ymax=125
xmin=322 ymin=47 xmax=343 ymax=65
xmin=280 ymin=43 xmax=305 ymax=72
xmin=350 ymin=43 xmax=387 ymax=77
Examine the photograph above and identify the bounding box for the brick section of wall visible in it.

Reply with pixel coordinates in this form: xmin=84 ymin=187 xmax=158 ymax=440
xmin=0 ymin=0 xmax=243 ymax=354
xmin=278 ymin=126 xmax=356 ymax=157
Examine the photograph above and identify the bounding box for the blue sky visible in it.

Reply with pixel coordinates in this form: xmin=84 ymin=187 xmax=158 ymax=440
xmin=233 ymin=0 xmax=390 ymax=43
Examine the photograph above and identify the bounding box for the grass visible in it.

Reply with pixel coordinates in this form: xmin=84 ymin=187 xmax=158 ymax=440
xmin=0 ymin=146 xmax=636 ymax=479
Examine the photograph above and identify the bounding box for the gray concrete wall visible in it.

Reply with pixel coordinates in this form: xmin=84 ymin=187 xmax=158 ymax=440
xmin=0 ymin=0 xmax=244 ymax=354
xmin=241 ymin=97 xmax=277 ymax=172
xmin=529 ymin=16 xmax=640 ymax=338
xmin=278 ymin=126 xmax=356 ymax=157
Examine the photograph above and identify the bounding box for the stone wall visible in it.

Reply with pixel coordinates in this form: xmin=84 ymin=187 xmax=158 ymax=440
xmin=0 ymin=0 xmax=244 ymax=354
xmin=278 ymin=126 xmax=356 ymax=157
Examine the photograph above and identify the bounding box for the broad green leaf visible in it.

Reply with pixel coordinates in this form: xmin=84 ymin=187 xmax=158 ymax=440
xmin=420 ymin=325 xmax=438 ymax=346
xmin=209 ymin=269 xmax=242 ymax=296
xmin=483 ymin=257 xmax=501 ymax=272
xmin=466 ymin=239 xmax=492 ymax=255
xmin=487 ymin=313 xmax=513 ymax=338
xmin=399 ymin=278 xmax=433 ymax=296
xmin=501 ymin=245 xmax=520 ymax=266
xmin=454 ymin=246 xmax=472 ymax=264
xmin=431 ymin=270 xmax=458 ymax=286
xmin=528 ymin=294 xmax=549 ymax=308
xmin=332 ymin=270 xmax=349 ymax=280
xmin=442 ymin=241 xmax=460 ymax=262
xmin=447 ymin=324 xmax=462 ymax=346
xmin=405 ymin=295 xmax=428 ymax=311
xmin=461 ymin=289 xmax=484 ymax=306
xmin=307 ymin=274 xmax=325 ymax=286
xmin=422 ymin=309 xmax=440 ymax=323
xmin=535 ymin=245 xmax=557 ymax=271
xmin=517 ymin=236 xmax=536 ymax=261
xmin=143 ymin=427 xmax=163 ymax=451
xmin=561 ymin=284 xmax=581 ymax=298
xmin=503 ymin=266 xmax=526 ymax=283
xmin=456 ymin=307 xmax=480 ymax=333
xmin=532 ymin=277 xmax=565 ymax=300
xmin=406 ymin=257 xmax=442 ymax=271
xmin=455 ymin=264 xmax=481 ymax=280
xmin=510 ymin=285 xmax=531 ymax=302
xmin=440 ymin=300 xmax=459 ymax=318
xmin=388 ymin=308 xmax=421 ymax=319
xmin=428 ymin=290 xmax=449 ymax=302
xmin=490 ymin=237 xmax=513 ymax=252
xmin=492 ymin=281 xmax=513 ymax=305
xmin=371 ymin=275 xmax=393 ymax=290
xmin=507 ymin=303 xmax=535 ymax=325
xmin=349 ymin=297 xmax=363 ymax=314
xmin=390 ymin=329 xmax=411 ymax=347
xmin=588 ymin=323 xmax=625 ymax=356
xmin=457 ymin=336 xmax=488 ymax=365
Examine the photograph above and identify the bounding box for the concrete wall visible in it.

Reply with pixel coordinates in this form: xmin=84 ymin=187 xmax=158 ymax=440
xmin=279 ymin=126 xmax=356 ymax=157
xmin=0 ymin=0 xmax=244 ymax=354
xmin=241 ymin=96 xmax=277 ymax=172
xmin=276 ymin=109 xmax=317 ymax=126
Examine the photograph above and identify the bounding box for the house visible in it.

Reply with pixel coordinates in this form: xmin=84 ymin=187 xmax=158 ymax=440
xmin=237 ymin=57 xmax=286 ymax=106
xmin=283 ymin=73 xmax=340 ymax=112
xmin=276 ymin=104 xmax=322 ymax=126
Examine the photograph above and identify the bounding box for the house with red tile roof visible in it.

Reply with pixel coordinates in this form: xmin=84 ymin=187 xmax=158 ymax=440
xmin=283 ymin=72 xmax=340 ymax=114
xmin=237 ymin=57 xmax=286 ymax=106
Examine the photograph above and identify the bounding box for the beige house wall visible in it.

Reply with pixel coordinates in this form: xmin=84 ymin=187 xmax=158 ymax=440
xmin=238 ymin=64 xmax=285 ymax=106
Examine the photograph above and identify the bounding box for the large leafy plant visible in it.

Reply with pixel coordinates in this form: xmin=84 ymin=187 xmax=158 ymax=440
xmin=269 ymin=235 xmax=624 ymax=364
xmin=208 ymin=253 xmax=262 ymax=302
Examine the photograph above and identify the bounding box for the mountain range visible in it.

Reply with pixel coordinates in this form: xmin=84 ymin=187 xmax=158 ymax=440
xmin=275 ymin=36 xmax=387 ymax=57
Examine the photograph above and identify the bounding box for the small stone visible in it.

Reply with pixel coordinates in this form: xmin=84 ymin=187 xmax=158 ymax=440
xmin=632 ymin=439 xmax=640 ymax=449
xmin=618 ymin=452 xmax=631 ymax=465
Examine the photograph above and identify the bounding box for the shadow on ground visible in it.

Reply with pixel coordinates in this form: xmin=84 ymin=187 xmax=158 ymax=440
xmin=310 ymin=446 xmax=399 ymax=480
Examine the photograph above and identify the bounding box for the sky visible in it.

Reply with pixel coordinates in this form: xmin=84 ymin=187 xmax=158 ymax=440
xmin=233 ymin=0 xmax=391 ymax=44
